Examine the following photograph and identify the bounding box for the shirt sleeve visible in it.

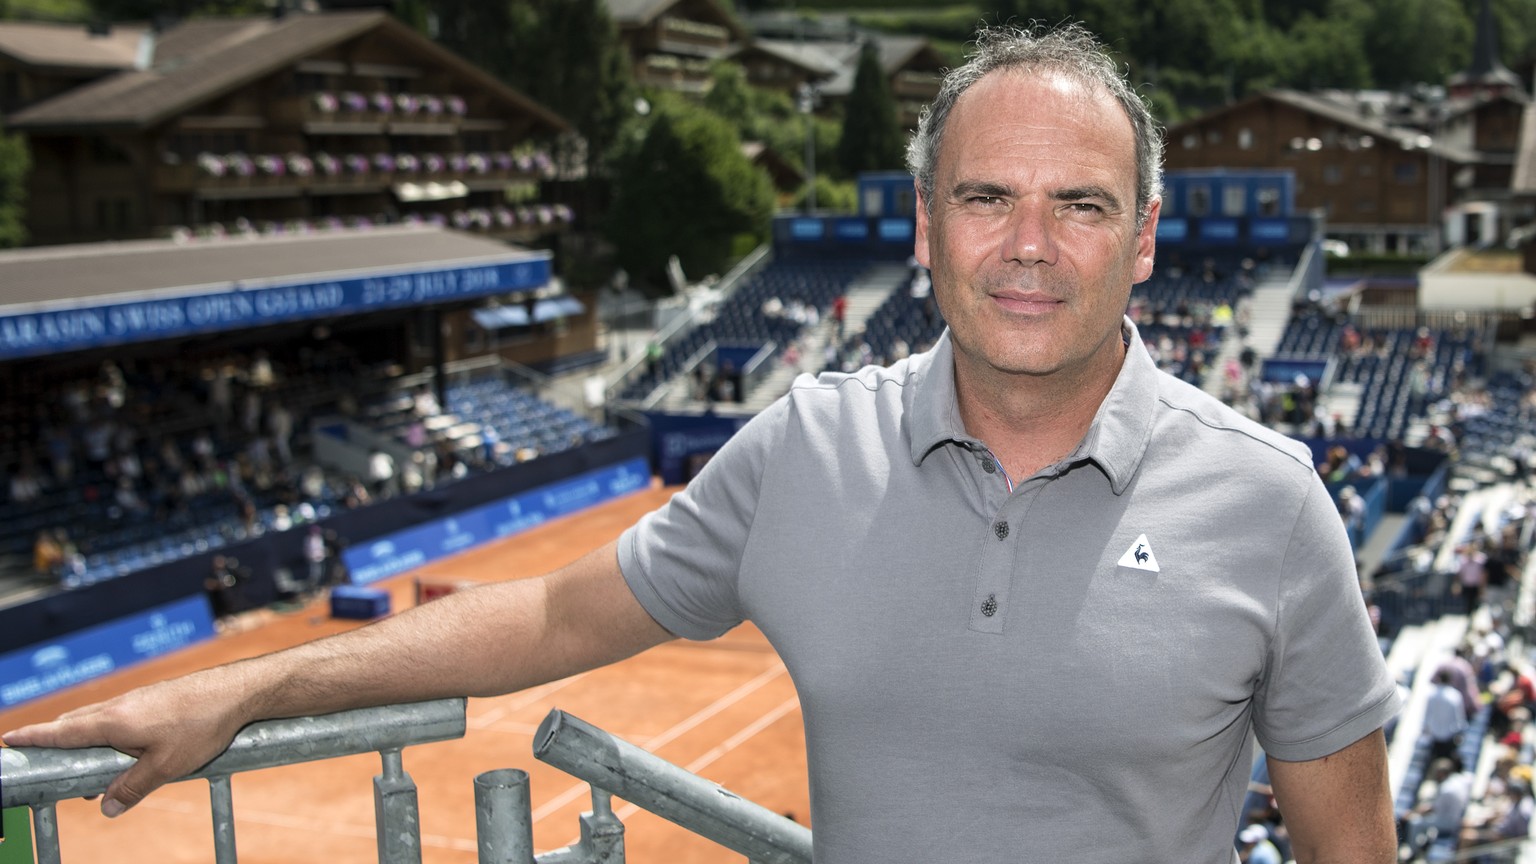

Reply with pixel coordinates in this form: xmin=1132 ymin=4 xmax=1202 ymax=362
xmin=1252 ymin=472 xmax=1402 ymax=761
xmin=617 ymin=398 xmax=790 ymax=641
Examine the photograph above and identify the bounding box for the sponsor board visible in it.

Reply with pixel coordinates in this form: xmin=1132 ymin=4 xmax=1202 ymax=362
xmin=344 ymin=457 xmax=651 ymax=586
xmin=0 ymin=595 xmax=216 ymax=709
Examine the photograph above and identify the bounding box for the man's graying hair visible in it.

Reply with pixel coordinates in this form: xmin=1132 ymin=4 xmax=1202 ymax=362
xmin=906 ymin=22 xmax=1164 ymax=230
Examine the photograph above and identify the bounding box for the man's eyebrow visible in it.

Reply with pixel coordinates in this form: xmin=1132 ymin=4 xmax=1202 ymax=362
xmin=947 ymin=180 xmax=1013 ymax=200
xmin=1054 ymin=185 xmax=1123 ymax=209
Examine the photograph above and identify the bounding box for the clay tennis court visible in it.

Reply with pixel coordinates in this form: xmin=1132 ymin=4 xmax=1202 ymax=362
xmin=0 ymin=484 xmax=811 ymax=864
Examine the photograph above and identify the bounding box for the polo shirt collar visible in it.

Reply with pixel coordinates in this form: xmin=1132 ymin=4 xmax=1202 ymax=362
xmin=908 ymin=317 xmax=1158 ymax=495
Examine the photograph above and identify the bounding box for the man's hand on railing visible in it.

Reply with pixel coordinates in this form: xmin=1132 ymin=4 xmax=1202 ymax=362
xmin=2 ymin=665 xmax=253 ymax=818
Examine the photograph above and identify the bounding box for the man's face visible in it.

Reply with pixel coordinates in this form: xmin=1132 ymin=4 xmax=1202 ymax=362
xmin=915 ymin=68 xmax=1158 ymax=384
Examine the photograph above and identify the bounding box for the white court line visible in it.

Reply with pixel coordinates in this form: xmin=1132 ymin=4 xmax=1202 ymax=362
xmin=468 ymin=671 xmax=591 ymax=730
xmin=529 ymin=660 xmax=786 ymax=825
xmin=609 ymin=694 xmax=801 ymax=824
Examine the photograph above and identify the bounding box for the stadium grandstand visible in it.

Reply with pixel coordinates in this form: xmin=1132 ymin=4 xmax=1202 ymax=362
xmin=3 ymin=158 xmax=1536 ymax=862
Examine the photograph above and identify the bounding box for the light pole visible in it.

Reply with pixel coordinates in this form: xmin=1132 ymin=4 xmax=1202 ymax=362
xmin=797 ymin=82 xmax=818 ymax=213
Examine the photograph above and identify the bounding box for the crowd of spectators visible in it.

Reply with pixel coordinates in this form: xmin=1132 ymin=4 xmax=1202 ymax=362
xmin=2 ymin=347 xmax=365 ymax=587
xmin=1 ymin=336 xmax=606 ymax=591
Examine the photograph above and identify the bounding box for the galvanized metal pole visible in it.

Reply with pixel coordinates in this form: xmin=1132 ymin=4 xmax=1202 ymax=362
xmin=374 ymin=748 xmax=421 ymax=864
xmin=474 ymin=769 xmax=536 ymax=864
xmin=532 ymin=709 xmax=811 ymax=864
xmin=208 ymin=775 xmax=238 ymax=864
xmin=31 ymin=803 xmax=59 ymax=864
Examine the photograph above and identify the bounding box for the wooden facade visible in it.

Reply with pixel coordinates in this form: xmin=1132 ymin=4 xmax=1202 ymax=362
xmin=1163 ymin=91 xmax=1470 ymax=255
xmin=4 ymin=13 xmax=573 ymax=248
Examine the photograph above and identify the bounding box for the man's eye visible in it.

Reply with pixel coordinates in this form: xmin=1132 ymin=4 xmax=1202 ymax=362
xmin=968 ymin=196 xmax=1002 ymax=206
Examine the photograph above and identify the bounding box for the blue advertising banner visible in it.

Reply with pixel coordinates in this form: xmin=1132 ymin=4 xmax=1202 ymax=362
xmin=789 ymin=218 xmax=824 ymax=240
xmin=644 ymin=412 xmax=754 ymax=486
xmin=1250 ymin=218 xmax=1293 ymax=242
xmin=343 ymin=457 xmax=652 ymax=585
xmin=1199 ymin=218 xmax=1241 ymax=242
xmin=877 ymin=218 xmax=914 ymax=241
xmin=1156 ymin=217 xmax=1188 ymax=242
xmin=0 ymin=594 xmax=216 ymax=709
xmin=0 ymin=254 xmax=551 ymax=361
xmin=833 ymin=218 xmax=870 ymax=241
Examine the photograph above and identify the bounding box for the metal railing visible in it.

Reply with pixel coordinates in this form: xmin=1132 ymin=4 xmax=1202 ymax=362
xmin=1 ymin=701 xmax=810 ymax=864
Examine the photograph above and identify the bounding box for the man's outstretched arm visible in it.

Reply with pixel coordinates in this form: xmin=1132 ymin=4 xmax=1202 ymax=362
xmin=1 ymin=538 xmax=672 ymax=817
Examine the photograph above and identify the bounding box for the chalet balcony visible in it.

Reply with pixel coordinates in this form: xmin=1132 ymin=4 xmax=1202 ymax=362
xmin=278 ymin=91 xmax=470 ymax=135
xmin=652 ymin=16 xmax=732 ymax=58
xmin=162 ymin=203 xmax=574 ymax=244
xmin=636 ymin=54 xmax=713 ymax=94
xmin=158 ymin=149 xmax=556 ymax=200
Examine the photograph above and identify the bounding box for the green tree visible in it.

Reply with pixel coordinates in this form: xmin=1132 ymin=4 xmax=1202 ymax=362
xmin=0 ymin=123 xmax=29 ymax=248
xmin=606 ymin=104 xmax=773 ymax=291
xmin=85 ymin=0 xmax=261 ymax=20
xmin=1283 ymin=12 xmax=1372 ymax=89
xmin=835 ymin=41 xmax=905 ymax=178
xmin=501 ymin=0 xmax=635 ymax=178
xmin=1363 ymin=0 xmax=1472 ymax=87
xmin=416 ymin=0 xmax=519 ymax=83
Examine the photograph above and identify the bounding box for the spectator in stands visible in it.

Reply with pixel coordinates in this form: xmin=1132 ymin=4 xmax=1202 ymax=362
xmin=267 ymin=402 xmax=294 ymax=465
xmin=367 ymin=448 xmax=396 ymax=498
xmin=1491 ymin=663 xmax=1536 ymax=741
xmin=303 ymin=525 xmax=327 ymax=591
xmin=204 ymin=555 xmax=243 ymax=625
xmin=1236 ymin=823 xmax=1282 ymax=864
xmin=1460 ymin=774 xmax=1535 ymax=850
xmin=2 ymin=23 xmax=1401 ymax=862
xmin=31 ymin=529 xmax=63 ymax=579
xmin=1454 ymin=539 xmax=1489 ymax=614
xmin=1402 ymin=756 xmax=1472 ymax=857
xmin=1424 ymin=669 xmax=1470 ymax=765
xmin=1437 ymin=645 xmax=1484 ymax=721
xmin=8 ymin=454 xmax=44 ymax=504
xmin=1337 ymin=485 xmax=1366 ymax=539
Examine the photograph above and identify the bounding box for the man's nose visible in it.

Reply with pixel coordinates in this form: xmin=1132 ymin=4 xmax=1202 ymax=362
xmin=999 ymin=201 xmax=1058 ymax=266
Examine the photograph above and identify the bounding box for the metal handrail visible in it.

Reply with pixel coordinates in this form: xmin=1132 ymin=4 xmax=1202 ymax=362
xmin=3 ymin=698 xmax=467 ymax=864
xmin=604 ymin=244 xmax=772 ymax=404
xmin=0 ymin=700 xmax=811 ymax=863
xmin=534 ymin=709 xmax=812 ymax=864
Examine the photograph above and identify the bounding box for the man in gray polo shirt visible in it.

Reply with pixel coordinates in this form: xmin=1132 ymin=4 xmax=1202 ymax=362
xmin=6 ymin=21 xmax=1399 ymax=863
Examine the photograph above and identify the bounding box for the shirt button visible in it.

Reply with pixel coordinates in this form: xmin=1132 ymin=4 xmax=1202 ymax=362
xmin=981 ymin=594 xmax=998 ymax=617
xmin=994 ymin=521 xmax=1009 ymax=540
xmin=981 ymin=459 xmax=996 ymax=474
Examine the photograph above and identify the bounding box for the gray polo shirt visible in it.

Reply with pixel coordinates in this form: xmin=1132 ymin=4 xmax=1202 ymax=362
xmin=619 ymin=321 xmax=1400 ymax=863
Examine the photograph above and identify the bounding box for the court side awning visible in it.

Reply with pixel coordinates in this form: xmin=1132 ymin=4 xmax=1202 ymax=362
xmin=532 ymin=295 xmax=585 ymax=322
xmin=471 ymin=305 xmax=531 ymax=330
xmin=0 ymin=226 xmax=551 ymax=362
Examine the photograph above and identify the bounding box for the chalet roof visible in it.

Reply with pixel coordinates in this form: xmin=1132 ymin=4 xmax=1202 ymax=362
xmin=5 ymin=11 xmax=570 ymax=135
xmin=1169 ymin=89 xmax=1477 ymax=163
xmin=735 ymin=38 xmax=852 ymax=78
xmin=0 ymin=21 xmax=147 ymax=72
xmin=604 ymin=0 xmax=746 ymax=40
xmin=818 ymin=34 xmax=943 ymax=98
